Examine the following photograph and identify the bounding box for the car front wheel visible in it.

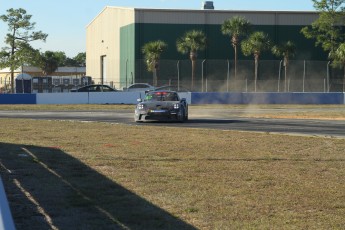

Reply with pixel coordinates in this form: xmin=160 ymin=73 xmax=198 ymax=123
xmin=177 ymin=108 xmax=186 ymax=122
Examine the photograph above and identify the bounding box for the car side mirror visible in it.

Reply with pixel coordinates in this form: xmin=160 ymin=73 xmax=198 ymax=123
xmin=181 ymin=98 xmax=186 ymax=102
xmin=137 ymin=98 xmax=142 ymax=102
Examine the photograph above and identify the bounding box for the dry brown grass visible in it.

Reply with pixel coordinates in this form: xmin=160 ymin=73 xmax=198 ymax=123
xmin=0 ymin=104 xmax=134 ymax=111
xmin=192 ymin=104 xmax=345 ymax=120
xmin=1 ymin=118 xmax=345 ymax=229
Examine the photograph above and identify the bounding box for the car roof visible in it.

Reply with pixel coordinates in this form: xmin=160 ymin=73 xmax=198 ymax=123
xmin=76 ymin=84 xmax=117 ymax=90
xmin=85 ymin=84 xmax=108 ymax=86
xmin=148 ymin=90 xmax=177 ymax=93
xmin=129 ymin=83 xmax=153 ymax=87
xmin=154 ymin=85 xmax=190 ymax=92
xmin=79 ymin=84 xmax=106 ymax=87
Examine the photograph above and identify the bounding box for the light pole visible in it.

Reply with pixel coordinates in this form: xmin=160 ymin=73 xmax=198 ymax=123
xmin=202 ymin=59 xmax=206 ymax=92
xmin=177 ymin=60 xmax=180 ymax=91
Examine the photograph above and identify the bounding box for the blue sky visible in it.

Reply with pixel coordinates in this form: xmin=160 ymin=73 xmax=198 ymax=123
xmin=0 ymin=0 xmax=315 ymax=58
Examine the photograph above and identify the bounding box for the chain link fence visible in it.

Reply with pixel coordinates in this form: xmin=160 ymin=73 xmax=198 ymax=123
xmin=133 ymin=59 xmax=345 ymax=92
xmin=4 ymin=59 xmax=344 ymax=93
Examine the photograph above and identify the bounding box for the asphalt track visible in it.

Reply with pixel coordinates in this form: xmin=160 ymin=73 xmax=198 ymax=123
xmin=0 ymin=108 xmax=344 ymax=138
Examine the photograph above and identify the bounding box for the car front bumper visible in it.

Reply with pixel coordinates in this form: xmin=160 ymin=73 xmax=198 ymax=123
xmin=135 ymin=109 xmax=180 ymax=121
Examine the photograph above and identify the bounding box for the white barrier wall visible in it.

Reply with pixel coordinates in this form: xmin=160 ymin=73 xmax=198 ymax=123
xmin=36 ymin=92 xmax=192 ymax=104
xmin=0 ymin=178 xmax=15 ymax=230
xmin=37 ymin=93 xmax=88 ymax=104
xmin=88 ymin=92 xmax=143 ymax=104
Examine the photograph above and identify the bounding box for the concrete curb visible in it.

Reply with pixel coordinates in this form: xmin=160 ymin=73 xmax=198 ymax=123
xmin=0 ymin=177 xmax=15 ymax=230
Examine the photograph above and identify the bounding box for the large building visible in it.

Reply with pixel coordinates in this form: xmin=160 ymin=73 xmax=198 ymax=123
xmin=86 ymin=6 xmax=329 ymax=91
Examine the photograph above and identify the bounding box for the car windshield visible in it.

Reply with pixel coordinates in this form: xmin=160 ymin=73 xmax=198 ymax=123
xmin=144 ymin=92 xmax=179 ymax=101
xmin=130 ymin=84 xmax=149 ymax=89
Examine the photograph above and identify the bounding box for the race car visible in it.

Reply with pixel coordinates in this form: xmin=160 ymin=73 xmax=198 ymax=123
xmin=134 ymin=90 xmax=188 ymax=122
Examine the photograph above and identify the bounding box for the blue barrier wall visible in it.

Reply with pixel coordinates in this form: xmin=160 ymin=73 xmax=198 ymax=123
xmin=0 ymin=94 xmax=36 ymax=104
xmin=191 ymin=93 xmax=344 ymax=104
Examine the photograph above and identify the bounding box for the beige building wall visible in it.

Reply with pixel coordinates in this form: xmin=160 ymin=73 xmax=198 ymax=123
xmin=86 ymin=7 xmax=135 ymax=90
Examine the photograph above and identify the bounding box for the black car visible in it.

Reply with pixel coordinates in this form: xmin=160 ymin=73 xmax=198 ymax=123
xmin=71 ymin=84 xmax=118 ymax=92
xmin=134 ymin=90 xmax=188 ymax=122
xmin=154 ymin=85 xmax=190 ymax=92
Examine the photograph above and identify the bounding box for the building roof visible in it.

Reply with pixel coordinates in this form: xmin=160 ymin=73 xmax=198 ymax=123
xmin=0 ymin=66 xmax=86 ymax=74
xmin=87 ymin=6 xmax=318 ymax=27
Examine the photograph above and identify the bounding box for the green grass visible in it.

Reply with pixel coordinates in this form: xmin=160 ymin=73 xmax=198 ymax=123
xmin=1 ymin=118 xmax=345 ymax=229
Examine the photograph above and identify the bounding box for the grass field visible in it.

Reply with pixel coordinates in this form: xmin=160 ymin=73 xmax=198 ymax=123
xmin=0 ymin=106 xmax=345 ymax=229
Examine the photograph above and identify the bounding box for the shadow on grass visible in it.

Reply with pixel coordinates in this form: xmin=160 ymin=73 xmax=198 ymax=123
xmin=0 ymin=143 xmax=196 ymax=230
xmin=186 ymin=119 xmax=247 ymax=124
xmin=138 ymin=119 xmax=246 ymax=125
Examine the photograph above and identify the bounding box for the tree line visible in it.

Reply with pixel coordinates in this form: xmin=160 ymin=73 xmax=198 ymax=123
xmin=142 ymin=0 xmax=345 ymax=91
xmin=0 ymin=8 xmax=86 ymax=93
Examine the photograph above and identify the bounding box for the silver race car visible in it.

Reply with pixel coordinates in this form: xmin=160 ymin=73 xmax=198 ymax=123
xmin=134 ymin=90 xmax=188 ymax=122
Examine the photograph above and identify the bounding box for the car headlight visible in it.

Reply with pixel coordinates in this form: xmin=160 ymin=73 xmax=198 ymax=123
xmin=174 ymin=103 xmax=180 ymax=109
xmin=137 ymin=104 xmax=145 ymax=110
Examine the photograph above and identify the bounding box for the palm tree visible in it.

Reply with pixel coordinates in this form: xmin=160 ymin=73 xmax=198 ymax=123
xmin=241 ymin=31 xmax=271 ymax=92
xmin=333 ymin=43 xmax=345 ymax=92
xmin=176 ymin=30 xmax=206 ymax=91
xmin=221 ymin=16 xmax=251 ymax=79
xmin=142 ymin=40 xmax=167 ymax=86
xmin=272 ymin=41 xmax=296 ymax=92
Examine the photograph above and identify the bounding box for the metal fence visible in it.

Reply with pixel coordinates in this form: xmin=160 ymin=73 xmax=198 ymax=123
xmin=4 ymin=60 xmax=344 ymax=93
xmin=131 ymin=59 xmax=345 ymax=92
